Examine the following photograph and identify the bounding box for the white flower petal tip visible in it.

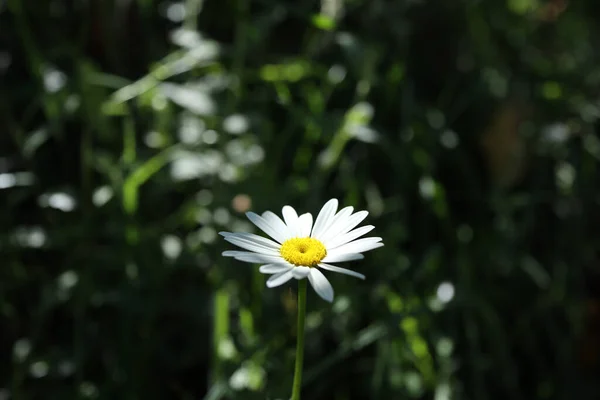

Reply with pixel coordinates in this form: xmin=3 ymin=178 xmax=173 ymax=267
xmin=297 ymin=213 xmax=313 ymax=237
xmin=221 ymin=250 xmax=284 ymax=264
xmin=281 ymin=206 xmax=300 ymax=236
xmin=245 ymin=211 xmax=290 ymax=243
xmin=321 ymin=252 xmax=364 ymax=263
xmin=311 ymin=199 xmax=339 ymax=239
xmin=221 ymin=235 xmax=280 ymax=255
xmin=259 ymin=264 xmax=293 ymax=274
xmin=318 ymin=263 xmax=366 ymax=280
xmin=266 ymin=270 xmax=294 ymax=288
xmin=308 ymin=268 xmax=334 ymax=302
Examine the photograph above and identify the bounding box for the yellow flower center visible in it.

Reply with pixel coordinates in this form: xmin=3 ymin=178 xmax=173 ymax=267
xmin=280 ymin=237 xmax=327 ymax=267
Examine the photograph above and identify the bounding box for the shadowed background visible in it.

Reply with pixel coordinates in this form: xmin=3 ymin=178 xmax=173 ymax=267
xmin=1 ymin=0 xmax=599 ymax=399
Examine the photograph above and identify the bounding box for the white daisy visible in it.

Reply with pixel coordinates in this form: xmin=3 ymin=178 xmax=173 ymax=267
xmin=220 ymin=198 xmax=383 ymax=302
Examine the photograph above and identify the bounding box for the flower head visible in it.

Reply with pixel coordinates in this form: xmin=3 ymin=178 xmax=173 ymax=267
xmin=220 ymin=199 xmax=383 ymax=302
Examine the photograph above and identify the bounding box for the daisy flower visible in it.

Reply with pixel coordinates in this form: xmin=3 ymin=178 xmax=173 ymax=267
xmin=220 ymin=198 xmax=383 ymax=302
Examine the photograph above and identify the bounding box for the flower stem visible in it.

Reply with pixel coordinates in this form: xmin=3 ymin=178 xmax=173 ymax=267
xmin=291 ymin=279 xmax=307 ymax=400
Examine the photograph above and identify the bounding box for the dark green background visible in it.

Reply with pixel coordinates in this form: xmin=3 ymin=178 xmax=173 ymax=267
xmin=1 ymin=0 xmax=599 ymax=399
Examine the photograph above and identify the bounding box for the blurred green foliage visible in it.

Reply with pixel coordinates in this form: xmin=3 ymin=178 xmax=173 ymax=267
xmin=1 ymin=0 xmax=600 ymax=399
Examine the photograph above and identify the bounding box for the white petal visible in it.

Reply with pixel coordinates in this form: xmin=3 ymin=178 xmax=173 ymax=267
xmin=297 ymin=213 xmax=313 ymax=237
xmin=324 ymin=225 xmax=375 ymax=249
xmin=222 ymin=251 xmax=284 ymax=264
xmin=332 ymin=210 xmax=369 ymax=237
xmin=259 ymin=264 xmax=293 ymax=274
xmin=266 ymin=269 xmax=294 ymax=288
xmin=219 ymin=232 xmax=280 ymax=250
xmin=318 ymin=263 xmax=365 ymax=280
xmin=311 ymin=199 xmax=338 ymax=239
xmin=308 ymin=268 xmax=334 ymax=303
xmin=282 ymin=206 xmax=300 ymax=236
xmin=291 ymin=266 xmax=311 ymax=279
xmin=322 ymin=252 xmax=364 ymax=263
xmin=262 ymin=211 xmax=293 ymax=241
xmin=221 ymin=234 xmax=280 ymax=255
xmin=246 ymin=212 xmax=289 ymax=243
xmin=327 ymin=237 xmax=383 ymax=256
xmin=319 ymin=206 xmax=354 ymax=243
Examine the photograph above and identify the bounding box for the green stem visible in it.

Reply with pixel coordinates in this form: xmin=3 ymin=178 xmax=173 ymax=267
xmin=291 ymin=279 xmax=307 ymax=400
